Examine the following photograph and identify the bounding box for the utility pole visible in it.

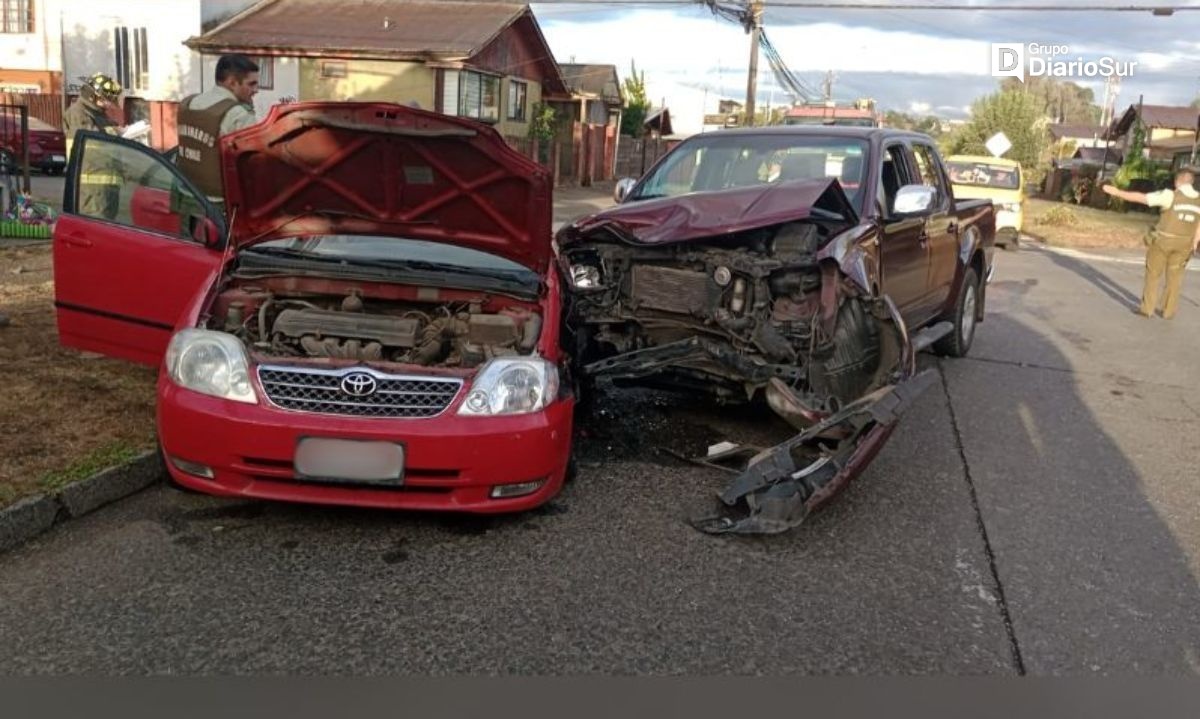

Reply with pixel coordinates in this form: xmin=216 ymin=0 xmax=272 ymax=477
xmin=823 ymin=70 xmax=836 ymax=102
xmin=744 ymin=1 xmax=763 ymax=127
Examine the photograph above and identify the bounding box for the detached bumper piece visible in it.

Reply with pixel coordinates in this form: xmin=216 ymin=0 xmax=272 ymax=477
xmin=691 ymin=369 xmax=938 ymax=536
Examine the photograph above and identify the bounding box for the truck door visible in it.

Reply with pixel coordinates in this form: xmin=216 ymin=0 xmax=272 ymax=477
xmin=877 ymin=142 xmax=928 ymax=321
xmin=908 ymin=141 xmax=959 ymax=319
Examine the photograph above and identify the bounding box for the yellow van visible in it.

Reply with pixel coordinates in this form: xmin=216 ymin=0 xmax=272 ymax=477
xmin=946 ymin=155 xmax=1023 ymax=250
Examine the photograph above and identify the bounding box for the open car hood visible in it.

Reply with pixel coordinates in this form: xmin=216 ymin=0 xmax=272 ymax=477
xmin=222 ymin=102 xmax=553 ymax=271
xmin=557 ymin=178 xmax=858 ymax=247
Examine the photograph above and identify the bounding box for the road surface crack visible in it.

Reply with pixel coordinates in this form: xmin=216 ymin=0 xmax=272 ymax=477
xmin=938 ymin=359 xmax=1026 ymax=675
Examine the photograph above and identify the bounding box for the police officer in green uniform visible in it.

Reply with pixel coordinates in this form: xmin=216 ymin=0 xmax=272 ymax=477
xmin=175 ymin=55 xmax=259 ymax=215
xmin=63 ymin=73 xmax=124 ymax=220
xmin=1103 ymin=166 xmax=1200 ymax=319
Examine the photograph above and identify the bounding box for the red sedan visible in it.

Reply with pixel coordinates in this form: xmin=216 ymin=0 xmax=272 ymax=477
xmin=53 ymin=102 xmax=573 ymax=513
xmin=1 ymin=114 xmax=67 ymax=174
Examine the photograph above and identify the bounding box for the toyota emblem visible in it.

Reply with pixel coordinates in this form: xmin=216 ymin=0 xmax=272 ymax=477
xmin=340 ymin=372 xmax=378 ymax=397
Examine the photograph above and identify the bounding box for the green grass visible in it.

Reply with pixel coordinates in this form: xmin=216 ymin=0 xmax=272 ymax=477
xmin=1024 ymin=198 xmax=1155 ymax=249
xmin=37 ymin=441 xmax=145 ymax=493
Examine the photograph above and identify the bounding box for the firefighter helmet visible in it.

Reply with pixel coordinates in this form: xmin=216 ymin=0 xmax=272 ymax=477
xmin=81 ymin=73 xmax=123 ymax=102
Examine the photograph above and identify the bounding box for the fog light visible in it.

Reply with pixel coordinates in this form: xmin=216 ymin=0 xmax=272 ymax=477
xmin=490 ymin=479 xmax=546 ymax=499
xmin=169 ymin=455 xmax=215 ymax=479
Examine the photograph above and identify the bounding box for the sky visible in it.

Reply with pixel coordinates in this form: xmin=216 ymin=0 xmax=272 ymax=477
xmin=531 ymin=0 xmax=1200 ymax=135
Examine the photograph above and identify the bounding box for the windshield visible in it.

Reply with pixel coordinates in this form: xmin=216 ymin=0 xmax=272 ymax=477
xmin=246 ymin=236 xmax=538 ymax=280
xmin=631 ymin=134 xmax=870 ymax=207
xmin=947 ymin=161 xmax=1021 ymax=190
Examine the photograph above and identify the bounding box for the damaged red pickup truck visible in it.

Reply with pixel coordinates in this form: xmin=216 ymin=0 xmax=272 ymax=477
xmin=557 ymin=127 xmax=996 ymax=533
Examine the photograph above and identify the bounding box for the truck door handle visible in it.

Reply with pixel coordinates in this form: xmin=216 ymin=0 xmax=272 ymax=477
xmin=947 ymin=222 xmax=958 ymax=234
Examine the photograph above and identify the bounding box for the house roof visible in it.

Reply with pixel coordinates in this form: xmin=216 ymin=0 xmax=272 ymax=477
xmin=644 ymin=107 xmax=672 ymax=136
xmin=559 ymin=63 xmax=623 ymax=105
xmin=1049 ymin=124 xmax=1107 ymax=141
xmin=188 ymin=0 xmax=526 ymax=59
xmin=1110 ymin=104 xmax=1200 ymax=137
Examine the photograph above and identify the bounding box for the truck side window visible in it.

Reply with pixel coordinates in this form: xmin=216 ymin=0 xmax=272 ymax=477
xmin=911 ymin=143 xmax=948 ymax=209
xmin=879 ymin=144 xmax=908 ymax=215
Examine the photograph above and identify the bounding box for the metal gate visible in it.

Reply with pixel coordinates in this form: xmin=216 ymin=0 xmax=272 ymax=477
xmin=0 ymin=104 xmax=31 ymax=214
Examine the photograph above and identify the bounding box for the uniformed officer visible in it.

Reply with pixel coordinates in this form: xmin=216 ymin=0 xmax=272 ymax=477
xmin=63 ymin=73 xmax=124 ymax=220
xmin=175 ymin=54 xmax=259 ymax=211
xmin=1103 ymin=166 xmax=1200 ymax=319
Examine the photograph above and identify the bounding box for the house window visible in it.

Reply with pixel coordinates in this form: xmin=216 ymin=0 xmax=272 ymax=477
xmin=458 ymin=70 xmax=499 ymax=123
xmin=507 ymin=79 xmax=527 ymax=122
xmin=251 ymin=56 xmax=274 ymax=90
xmin=114 ymin=26 xmax=149 ymax=91
xmin=1 ymin=0 xmax=32 ymax=33
xmin=321 ymin=61 xmax=347 ymax=79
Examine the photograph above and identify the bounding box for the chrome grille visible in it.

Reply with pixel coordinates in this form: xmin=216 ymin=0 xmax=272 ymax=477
xmin=257 ymin=366 xmax=462 ymax=419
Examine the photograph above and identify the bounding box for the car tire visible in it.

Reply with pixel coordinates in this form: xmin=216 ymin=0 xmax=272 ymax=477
xmin=934 ymin=267 xmax=979 ymax=358
xmin=1002 ymin=234 xmax=1021 ymax=251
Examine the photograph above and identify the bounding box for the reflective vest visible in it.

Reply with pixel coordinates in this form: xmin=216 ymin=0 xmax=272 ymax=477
xmin=1155 ymin=188 xmax=1200 ymax=240
xmin=176 ymin=95 xmax=240 ymax=200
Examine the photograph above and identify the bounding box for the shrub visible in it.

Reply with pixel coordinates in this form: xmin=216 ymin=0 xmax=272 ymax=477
xmin=1037 ymin=205 xmax=1079 ymax=227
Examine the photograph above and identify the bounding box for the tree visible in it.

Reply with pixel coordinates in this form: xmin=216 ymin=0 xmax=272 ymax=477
xmin=946 ymin=89 xmax=1051 ymax=186
xmin=620 ymin=60 xmax=651 ymax=137
xmin=999 ymin=76 xmax=1100 ymax=125
xmin=1191 ymin=96 xmax=1200 ymax=110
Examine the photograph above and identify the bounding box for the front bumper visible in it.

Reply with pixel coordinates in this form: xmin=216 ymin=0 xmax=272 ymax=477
xmin=995 ymin=208 xmax=1023 ymax=235
xmin=156 ymin=378 xmax=574 ymax=514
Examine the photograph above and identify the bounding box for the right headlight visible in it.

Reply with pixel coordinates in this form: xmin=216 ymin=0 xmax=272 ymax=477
xmin=457 ymin=357 xmax=559 ymax=416
xmin=568 ymin=263 xmax=603 ymax=290
xmin=165 ymin=329 xmax=257 ymax=404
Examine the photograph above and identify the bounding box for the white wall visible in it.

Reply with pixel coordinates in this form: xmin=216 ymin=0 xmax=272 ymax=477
xmin=58 ymin=0 xmax=205 ymax=100
xmin=200 ymin=52 xmax=300 ymax=119
xmin=0 ymin=0 xmax=62 ymax=73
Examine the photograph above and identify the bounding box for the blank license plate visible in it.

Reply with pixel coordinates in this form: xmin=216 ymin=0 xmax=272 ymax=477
xmin=295 ymin=438 xmax=404 ymax=483
xmin=51 ymin=154 xmax=65 ymax=163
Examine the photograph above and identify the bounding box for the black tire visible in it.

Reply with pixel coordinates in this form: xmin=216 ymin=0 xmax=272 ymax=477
xmin=934 ymin=267 xmax=980 ymax=358
xmin=1002 ymin=234 xmax=1021 ymax=251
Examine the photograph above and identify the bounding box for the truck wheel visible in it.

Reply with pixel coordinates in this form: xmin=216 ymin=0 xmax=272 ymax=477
xmin=934 ymin=267 xmax=979 ymax=358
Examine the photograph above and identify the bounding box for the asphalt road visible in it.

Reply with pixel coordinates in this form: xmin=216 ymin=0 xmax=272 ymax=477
xmin=1 ymin=236 xmax=1198 ymax=675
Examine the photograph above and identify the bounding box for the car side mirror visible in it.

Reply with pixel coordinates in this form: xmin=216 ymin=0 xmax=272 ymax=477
xmin=614 ymin=177 xmax=637 ymax=204
xmin=893 ymin=184 xmax=936 ymax=216
xmin=191 ymin=215 xmax=223 ymax=248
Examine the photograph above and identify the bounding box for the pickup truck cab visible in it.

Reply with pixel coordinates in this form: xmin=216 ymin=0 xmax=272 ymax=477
xmin=559 ymin=127 xmax=995 ymax=532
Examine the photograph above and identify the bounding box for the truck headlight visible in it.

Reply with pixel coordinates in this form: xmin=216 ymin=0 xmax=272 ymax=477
xmin=569 ymin=264 xmax=603 ymax=289
xmin=458 ymin=357 xmax=559 ymax=416
xmin=1000 ymin=202 xmax=1022 ymax=213
xmin=165 ymin=329 xmax=257 ymax=404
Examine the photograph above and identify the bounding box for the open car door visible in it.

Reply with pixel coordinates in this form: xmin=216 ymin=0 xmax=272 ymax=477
xmin=53 ymin=131 xmax=226 ymax=366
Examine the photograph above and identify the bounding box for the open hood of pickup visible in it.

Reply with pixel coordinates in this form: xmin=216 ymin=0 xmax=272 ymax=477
xmin=221 ymin=102 xmax=553 ymax=271
xmin=557 ymin=177 xmax=858 ymax=247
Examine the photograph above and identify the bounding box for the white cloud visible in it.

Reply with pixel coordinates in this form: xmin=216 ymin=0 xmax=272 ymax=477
xmin=910 ymin=101 xmax=932 ymax=114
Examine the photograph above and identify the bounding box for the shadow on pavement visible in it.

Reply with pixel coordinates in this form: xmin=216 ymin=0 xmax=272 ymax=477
xmin=945 ymin=312 xmax=1200 ymax=673
xmin=1036 ymin=246 xmax=1142 ymax=312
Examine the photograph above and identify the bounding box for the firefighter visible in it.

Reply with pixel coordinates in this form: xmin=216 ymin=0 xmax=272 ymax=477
xmin=1103 ymin=166 xmax=1200 ymax=319
xmin=176 ymin=54 xmax=259 ymax=211
xmin=63 ymin=73 xmax=124 ymax=220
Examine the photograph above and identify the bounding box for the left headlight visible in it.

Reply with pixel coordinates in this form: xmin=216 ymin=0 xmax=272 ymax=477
xmin=165 ymin=329 xmax=257 ymax=404
xmin=1000 ymin=202 xmax=1023 ymax=213
xmin=457 ymin=357 xmax=559 ymax=417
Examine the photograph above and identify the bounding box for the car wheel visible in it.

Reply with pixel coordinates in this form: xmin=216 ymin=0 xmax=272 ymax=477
xmin=1002 ymin=234 xmax=1021 ymax=251
xmin=0 ymin=149 xmax=15 ymax=174
xmin=934 ymin=267 xmax=979 ymax=358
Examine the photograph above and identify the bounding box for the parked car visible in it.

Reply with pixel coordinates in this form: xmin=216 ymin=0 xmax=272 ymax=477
xmin=54 ymin=103 xmax=572 ymax=513
xmin=558 ymin=127 xmax=995 ymax=533
xmin=0 ymin=114 xmax=67 ymax=175
xmin=946 ymin=154 xmax=1023 ymax=249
